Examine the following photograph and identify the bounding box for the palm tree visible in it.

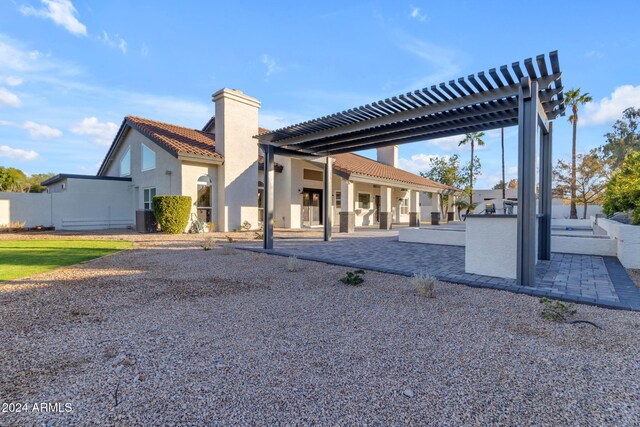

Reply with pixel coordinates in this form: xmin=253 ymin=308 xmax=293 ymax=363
xmin=564 ymin=88 xmax=593 ymax=219
xmin=458 ymin=132 xmax=485 ymax=206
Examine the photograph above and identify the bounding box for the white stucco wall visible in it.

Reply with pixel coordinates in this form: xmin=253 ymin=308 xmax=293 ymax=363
xmin=0 ymin=179 xmax=133 ymax=230
xmin=597 ymin=218 xmax=640 ymax=268
xmin=398 ymin=227 xmax=465 ymax=246
xmin=465 ymin=216 xmax=520 ymax=279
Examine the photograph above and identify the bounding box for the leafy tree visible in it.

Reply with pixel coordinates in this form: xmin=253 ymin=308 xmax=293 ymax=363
xmin=27 ymin=173 xmax=56 ymax=193
xmin=420 ymin=154 xmax=468 ymax=216
xmin=553 ymin=150 xmax=609 ymax=219
xmin=601 ymin=107 xmax=640 ymax=169
xmin=492 ymin=179 xmax=517 ymax=190
xmin=564 ymin=88 xmax=593 ymax=219
xmin=602 ymin=152 xmax=640 ymax=224
xmin=0 ymin=168 xmax=55 ymax=192
xmin=458 ymin=132 xmax=485 ymax=205
xmin=0 ymin=167 xmax=28 ymax=192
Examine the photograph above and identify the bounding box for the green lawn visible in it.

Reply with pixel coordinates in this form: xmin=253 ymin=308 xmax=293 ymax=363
xmin=0 ymin=239 xmax=132 ymax=281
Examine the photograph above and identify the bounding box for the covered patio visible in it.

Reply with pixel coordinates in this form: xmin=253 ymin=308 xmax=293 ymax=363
xmin=257 ymin=52 xmax=564 ymax=286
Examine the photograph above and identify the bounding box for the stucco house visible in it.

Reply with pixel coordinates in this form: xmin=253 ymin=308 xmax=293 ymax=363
xmin=37 ymin=88 xmax=457 ymax=232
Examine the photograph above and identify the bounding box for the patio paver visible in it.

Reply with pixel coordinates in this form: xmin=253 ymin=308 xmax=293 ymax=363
xmin=240 ymin=234 xmax=640 ymax=311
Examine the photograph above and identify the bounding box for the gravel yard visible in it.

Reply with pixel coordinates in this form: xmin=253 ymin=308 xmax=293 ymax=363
xmin=1 ymin=233 xmax=639 ymax=426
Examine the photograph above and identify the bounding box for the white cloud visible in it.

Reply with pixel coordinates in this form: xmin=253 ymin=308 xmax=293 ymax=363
xmin=22 ymin=121 xmax=63 ymax=138
xmin=0 ymin=145 xmax=40 ymax=161
xmin=584 ymin=50 xmax=604 ymax=59
xmin=98 ymin=31 xmax=127 ymax=54
xmin=0 ymin=87 xmax=21 ymax=107
xmin=398 ymin=153 xmax=447 ymax=174
xmin=261 ymin=54 xmax=283 ymax=77
xmin=20 ymin=0 xmax=87 ymax=36
xmin=3 ymin=76 xmax=23 ymax=86
xmin=397 ymin=34 xmax=463 ymax=89
xmin=0 ymin=34 xmax=82 ymax=77
xmin=424 ymin=135 xmax=466 ymax=152
xmin=71 ymin=117 xmax=118 ymax=146
xmin=409 ymin=6 xmax=427 ymax=22
xmin=582 ymin=85 xmax=640 ymax=126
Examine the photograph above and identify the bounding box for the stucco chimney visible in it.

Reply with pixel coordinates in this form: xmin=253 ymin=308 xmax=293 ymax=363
xmin=212 ymin=88 xmax=261 ymax=232
xmin=376 ymin=145 xmax=398 ymax=168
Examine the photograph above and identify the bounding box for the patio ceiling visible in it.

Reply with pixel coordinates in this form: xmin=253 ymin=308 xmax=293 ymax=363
xmin=255 ymin=51 xmax=564 ymax=156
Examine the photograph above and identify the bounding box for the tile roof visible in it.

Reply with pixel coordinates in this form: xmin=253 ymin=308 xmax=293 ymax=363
xmin=126 ymin=116 xmax=222 ymax=159
xmin=332 ymin=152 xmax=454 ymax=191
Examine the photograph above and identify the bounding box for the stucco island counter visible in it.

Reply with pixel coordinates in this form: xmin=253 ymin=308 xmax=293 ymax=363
xmin=465 ymin=214 xmax=539 ymax=280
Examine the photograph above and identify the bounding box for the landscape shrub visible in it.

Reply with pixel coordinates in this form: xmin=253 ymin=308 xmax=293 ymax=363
xmin=152 ymin=196 xmax=191 ymax=234
xmin=603 ymin=152 xmax=640 ymax=225
xmin=287 ymin=255 xmax=302 ymax=272
xmin=340 ymin=269 xmax=365 ymax=285
xmin=412 ymin=271 xmax=438 ymax=297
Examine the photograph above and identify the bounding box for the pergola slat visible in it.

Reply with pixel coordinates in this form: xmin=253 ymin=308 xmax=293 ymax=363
xmin=500 ymin=65 xmax=515 ymax=85
xmin=256 ymin=52 xmax=564 ymax=147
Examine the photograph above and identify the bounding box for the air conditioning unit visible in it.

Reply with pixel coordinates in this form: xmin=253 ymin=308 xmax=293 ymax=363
xmin=136 ymin=210 xmax=158 ymax=233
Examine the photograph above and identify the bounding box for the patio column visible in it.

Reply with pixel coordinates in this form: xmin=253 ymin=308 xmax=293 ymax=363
xmin=323 ymin=157 xmax=332 ymax=241
xmin=262 ymin=144 xmax=274 ymax=249
xmin=431 ymin=192 xmax=441 ymax=224
xmin=379 ymin=185 xmax=392 ymax=230
xmin=538 ymin=121 xmax=553 ymax=260
xmin=517 ymin=78 xmax=538 ymax=286
xmin=409 ymin=189 xmax=420 ymax=227
xmin=340 ymin=179 xmax=355 ymax=233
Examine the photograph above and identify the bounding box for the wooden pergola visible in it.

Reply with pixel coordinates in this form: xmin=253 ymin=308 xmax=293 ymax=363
xmin=256 ymin=51 xmax=565 ymax=286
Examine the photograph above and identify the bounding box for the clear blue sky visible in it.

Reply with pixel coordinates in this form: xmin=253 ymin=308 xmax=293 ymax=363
xmin=1 ymin=0 xmax=639 ymax=187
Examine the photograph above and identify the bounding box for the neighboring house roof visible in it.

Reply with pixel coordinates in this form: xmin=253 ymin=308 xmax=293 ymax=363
xmin=42 ymin=174 xmax=131 ymax=186
xmin=332 ymin=153 xmax=457 ymax=192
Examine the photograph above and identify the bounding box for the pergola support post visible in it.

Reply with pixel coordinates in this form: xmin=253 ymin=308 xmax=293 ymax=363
xmin=379 ymin=186 xmax=392 ymax=229
xmin=323 ymin=157 xmax=332 ymax=241
xmin=517 ymin=78 xmax=538 ymax=286
xmin=262 ymin=144 xmax=275 ymax=249
xmin=538 ymin=121 xmax=553 ymax=260
xmin=409 ymin=190 xmax=420 ymax=227
xmin=339 ymin=179 xmax=355 ymax=233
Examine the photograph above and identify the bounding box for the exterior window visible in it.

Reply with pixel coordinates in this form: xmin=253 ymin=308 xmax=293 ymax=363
xmin=358 ymin=193 xmax=371 ymax=209
xmin=143 ymin=187 xmax=156 ymax=210
xmin=197 ymin=176 xmax=212 ymax=222
xmin=120 ymin=147 xmax=131 ymax=177
xmin=303 ymin=168 xmax=323 ymax=181
xmin=335 ymin=191 xmax=341 ymax=209
xmin=400 ymin=198 xmax=409 ymax=215
xmin=258 ymin=180 xmax=264 ymax=223
xmin=142 ymin=143 xmax=156 ymax=171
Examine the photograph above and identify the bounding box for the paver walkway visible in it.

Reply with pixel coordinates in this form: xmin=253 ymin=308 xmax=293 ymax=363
xmin=240 ymin=233 xmax=640 ymax=311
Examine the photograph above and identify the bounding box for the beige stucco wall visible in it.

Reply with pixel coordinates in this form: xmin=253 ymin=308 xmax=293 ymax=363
xmin=181 ymin=161 xmax=219 ymax=229
xmin=213 ymin=89 xmax=260 ymax=231
xmin=102 ymin=128 xmax=182 ymax=210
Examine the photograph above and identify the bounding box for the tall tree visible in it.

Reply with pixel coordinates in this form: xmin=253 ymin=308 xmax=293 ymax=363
xmin=420 ymin=154 xmax=468 ymax=217
xmin=458 ymin=132 xmax=485 ymax=205
xmin=553 ymin=150 xmax=609 ymax=219
xmin=564 ymin=88 xmax=593 ymax=219
xmin=601 ymin=107 xmax=640 ymax=169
